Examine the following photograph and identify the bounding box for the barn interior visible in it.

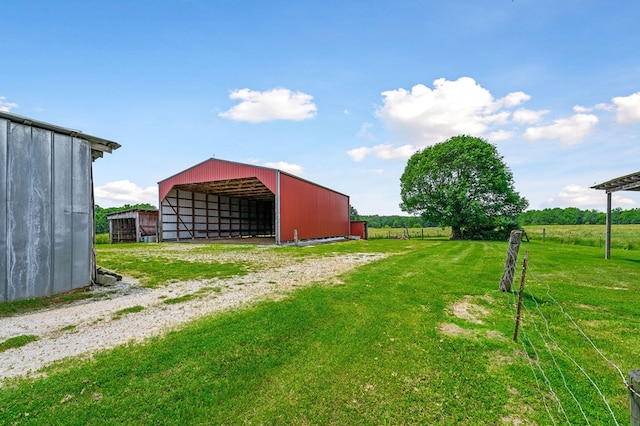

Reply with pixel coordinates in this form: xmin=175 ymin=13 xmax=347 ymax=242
xmin=108 ymin=210 xmax=159 ymax=243
xmin=160 ymin=177 xmax=276 ymax=242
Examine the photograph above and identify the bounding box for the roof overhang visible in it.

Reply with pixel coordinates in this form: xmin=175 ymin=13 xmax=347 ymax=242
xmin=172 ymin=177 xmax=275 ymax=201
xmin=0 ymin=111 xmax=121 ymax=161
xmin=591 ymin=171 xmax=640 ymax=193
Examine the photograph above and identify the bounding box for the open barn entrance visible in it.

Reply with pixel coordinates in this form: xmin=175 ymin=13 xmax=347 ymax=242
xmin=160 ymin=177 xmax=276 ymax=243
xmin=107 ymin=210 xmax=159 ymax=243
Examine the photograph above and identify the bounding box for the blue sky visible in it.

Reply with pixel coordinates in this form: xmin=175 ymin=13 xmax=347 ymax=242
xmin=2 ymin=0 xmax=639 ymax=215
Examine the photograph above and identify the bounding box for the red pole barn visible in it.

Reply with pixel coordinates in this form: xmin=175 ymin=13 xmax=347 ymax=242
xmin=157 ymin=158 xmax=350 ymax=244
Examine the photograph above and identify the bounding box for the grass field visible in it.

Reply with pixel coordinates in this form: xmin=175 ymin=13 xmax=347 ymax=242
xmin=1 ymin=237 xmax=639 ymax=424
xmin=369 ymin=224 xmax=640 ymax=251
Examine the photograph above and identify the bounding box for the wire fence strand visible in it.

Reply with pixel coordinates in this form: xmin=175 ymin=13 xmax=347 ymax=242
xmin=507 ymin=258 xmax=630 ymax=425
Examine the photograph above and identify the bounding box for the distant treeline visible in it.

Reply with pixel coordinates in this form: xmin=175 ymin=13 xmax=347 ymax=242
xmin=95 ymin=205 xmax=640 ymax=234
xmin=357 ymin=207 xmax=640 ymax=229
xmin=356 ymin=215 xmax=438 ymax=229
xmin=95 ymin=204 xmax=157 ymax=234
xmin=518 ymin=207 xmax=640 ymax=225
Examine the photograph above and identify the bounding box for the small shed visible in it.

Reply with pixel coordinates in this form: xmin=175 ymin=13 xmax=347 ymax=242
xmin=107 ymin=209 xmax=159 ymax=243
xmin=591 ymin=171 xmax=640 ymax=259
xmin=350 ymin=220 xmax=368 ymax=240
xmin=0 ymin=111 xmax=120 ymax=303
xmin=158 ymin=158 xmax=350 ymax=244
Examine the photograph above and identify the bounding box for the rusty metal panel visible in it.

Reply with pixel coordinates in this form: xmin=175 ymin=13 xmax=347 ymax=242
xmin=50 ymin=134 xmax=92 ymax=294
xmin=0 ymin=113 xmax=118 ymax=303
xmin=0 ymin=118 xmax=7 ymax=302
xmin=52 ymin=133 xmax=73 ymax=294
xmin=7 ymin=123 xmax=53 ymax=300
xmin=279 ymin=173 xmax=349 ymax=242
xmin=70 ymin=137 xmax=92 ymax=289
xmin=2 ymin=123 xmax=95 ymax=302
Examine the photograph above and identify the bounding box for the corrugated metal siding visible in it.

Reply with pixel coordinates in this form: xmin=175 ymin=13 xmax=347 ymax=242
xmin=0 ymin=118 xmax=8 ymax=303
xmin=350 ymin=221 xmax=368 ymax=240
xmin=1 ymin=118 xmax=94 ymax=302
xmin=158 ymin=158 xmax=278 ymax=202
xmin=279 ymin=173 xmax=349 ymax=242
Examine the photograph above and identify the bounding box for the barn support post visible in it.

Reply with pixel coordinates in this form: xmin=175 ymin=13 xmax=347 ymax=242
xmin=499 ymin=230 xmax=522 ymax=292
xmin=631 ymin=370 xmax=640 ymax=426
xmin=275 ymin=170 xmax=281 ymax=245
xmin=605 ymin=191 xmax=612 ymax=260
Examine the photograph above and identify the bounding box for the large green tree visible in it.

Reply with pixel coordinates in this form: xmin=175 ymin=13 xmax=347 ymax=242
xmin=400 ymin=135 xmax=528 ymax=240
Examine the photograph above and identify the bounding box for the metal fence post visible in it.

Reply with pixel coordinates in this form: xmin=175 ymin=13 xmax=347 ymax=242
xmin=631 ymin=370 xmax=640 ymax=426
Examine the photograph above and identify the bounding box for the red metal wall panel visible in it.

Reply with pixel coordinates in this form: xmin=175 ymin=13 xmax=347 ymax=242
xmin=279 ymin=173 xmax=349 ymax=242
xmin=158 ymin=158 xmax=278 ymax=201
xmin=350 ymin=221 xmax=368 ymax=240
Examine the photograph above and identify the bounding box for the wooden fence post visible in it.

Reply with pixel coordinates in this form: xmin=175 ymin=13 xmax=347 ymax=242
xmin=499 ymin=230 xmax=522 ymax=292
xmin=513 ymin=251 xmax=529 ymax=342
xmin=631 ymin=370 xmax=640 ymax=426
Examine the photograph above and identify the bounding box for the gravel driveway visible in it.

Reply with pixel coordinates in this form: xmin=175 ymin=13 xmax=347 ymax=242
xmin=0 ymin=251 xmax=385 ymax=384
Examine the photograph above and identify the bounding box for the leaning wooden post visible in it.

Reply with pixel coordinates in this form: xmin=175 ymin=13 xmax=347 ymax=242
xmin=513 ymin=251 xmax=529 ymax=343
xmin=631 ymin=370 xmax=640 ymax=426
xmin=499 ymin=230 xmax=523 ymax=292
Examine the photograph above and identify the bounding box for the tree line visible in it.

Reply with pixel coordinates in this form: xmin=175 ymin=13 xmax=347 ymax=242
xmin=96 ymin=204 xmax=640 ymax=235
xmin=518 ymin=207 xmax=640 ymax=225
xmin=352 ymin=207 xmax=640 ymax=229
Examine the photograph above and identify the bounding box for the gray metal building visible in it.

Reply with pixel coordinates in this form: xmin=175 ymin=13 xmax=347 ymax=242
xmin=0 ymin=112 xmax=120 ymax=303
xmin=107 ymin=209 xmax=158 ymax=243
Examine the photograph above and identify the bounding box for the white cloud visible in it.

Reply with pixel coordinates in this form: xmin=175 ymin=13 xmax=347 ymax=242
xmin=487 ymin=129 xmax=514 ymax=141
xmin=94 ymin=180 xmax=158 ymax=207
xmin=0 ymin=96 xmax=18 ymax=112
xmin=219 ymin=88 xmax=317 ymax=123
xmin=347 ymin=77 xmax=539 ymax=163
xmin=547 ymin=184 xmax=636 ymax=209
xmin=372 ymin=144 xmax=417 ymax=160
xmin=347 ymin=147 xmax=372 ymax=162
xmin=376 ymin=78 xmax=489 ymax=144
xmin=524 ymin=113 xmax=598 ymax=146
xmin=348 ymin=144 xmax=416 ymax=161
xmin=512 ymin=108 xmax=549 ymax=124
xmin=595 ymin=103 xmax=614 ymax=112
xmin=263 ymin=161 xmax=303 ymax=175
xmin=495 ymin=91 xmax=531 ymax=108
xmin=356 ymin=122 xmax=374 ymax=139
xmin=375 ymin=77 xmax=531 ymax=147
xmin=612 ymin=91 xmax=640 ymax=124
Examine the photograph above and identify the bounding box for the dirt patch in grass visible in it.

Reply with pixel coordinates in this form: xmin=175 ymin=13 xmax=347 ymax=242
xmin=450 ymin=295 xmax=492 ymax=324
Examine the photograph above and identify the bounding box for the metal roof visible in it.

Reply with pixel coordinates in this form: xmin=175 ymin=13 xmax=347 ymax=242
xmin=0 ymin=111 xmax=121 ymax=160
xmin=158 ymin=157 xmax=349 ymax=202
xmin=591 ymin=171 xmax=640 ymax=193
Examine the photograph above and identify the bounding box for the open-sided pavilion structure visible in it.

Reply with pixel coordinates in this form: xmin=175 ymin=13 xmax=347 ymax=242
xmin=591 ymin=171 xmax=640 ymax=259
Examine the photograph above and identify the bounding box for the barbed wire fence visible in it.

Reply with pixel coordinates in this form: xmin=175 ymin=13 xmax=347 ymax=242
xmin=504 ymin=253 xmax=640 ymax=425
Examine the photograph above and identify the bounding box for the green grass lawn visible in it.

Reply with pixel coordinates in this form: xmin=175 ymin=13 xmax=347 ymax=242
xmin=368 ymin=224 xmax=640 ymax=251
xmin=1 ymin=239 xmax=638 ymax=424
